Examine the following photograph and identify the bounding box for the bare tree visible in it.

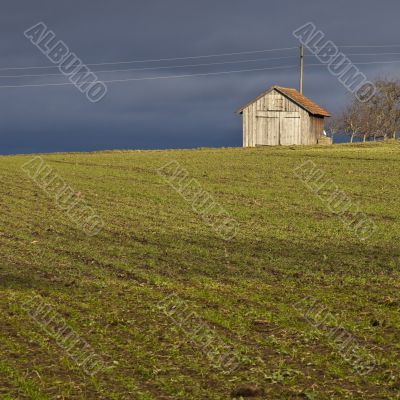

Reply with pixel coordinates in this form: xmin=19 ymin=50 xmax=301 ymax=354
xmin=342 ymin=102 xmax=363 ymax=143
xmin=326 ymin=113 xmax=342 ymax=142
xmin=359 ymin=100 xmax=377 ymax=142
xmin=339 ymin=78 xmax=400 ymax=142
xmin=378 ymin=79 xmax=400 ymax=139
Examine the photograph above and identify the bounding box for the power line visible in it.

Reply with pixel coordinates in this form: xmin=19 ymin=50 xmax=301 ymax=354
xmin=305 ymin=51 xmax=400 ymax=58
xmin=346 ymin=52 xmax=400 ymax=57
xmin=306 ymin=60 xmax=400 ymax=67
xmin=339 ymin=44 xmax=400 ymax=48
xmin=0 ymin=64 xmax=299 ymax=88
xmin=0 ymin=59 xmax=399 ymax=89
xmin=0 ymin=55 xmax=298 ymax=79
xmin=0 ymin=46 xmax=298 ymax=72
xmin=1 ymin=44 xmax=399 ymax=72
xmin=2 ymin=51 xmax=400 ymax=80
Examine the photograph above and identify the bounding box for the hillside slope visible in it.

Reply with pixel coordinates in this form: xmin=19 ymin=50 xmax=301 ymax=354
xmin=1 ymin=143 xmax=400 ymax=399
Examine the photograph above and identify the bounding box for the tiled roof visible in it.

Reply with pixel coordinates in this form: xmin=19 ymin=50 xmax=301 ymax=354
xmin=276 ymin=87 xmax=330 ymax=117
xmin=236 ymin=85 xmax=330 ymax=117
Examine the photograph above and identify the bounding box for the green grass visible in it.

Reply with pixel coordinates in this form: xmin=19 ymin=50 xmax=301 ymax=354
xmin=1 ymin=142 xmax=400 ymax=399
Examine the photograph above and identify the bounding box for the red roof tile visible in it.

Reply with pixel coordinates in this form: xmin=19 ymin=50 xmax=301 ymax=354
xmin=236 ymin=85 xmax=330 ymax=117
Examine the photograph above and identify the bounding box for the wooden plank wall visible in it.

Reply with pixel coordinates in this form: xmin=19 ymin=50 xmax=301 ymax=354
xmin=256 ymin=111 xmax=280 ymax=145
xmin=309 ymin=116 xmax=325 ymax=144
xmin=280 ymin=114 xmax=301 ymax=145
xmin=242 ymin=89 xmax=324 ymax=146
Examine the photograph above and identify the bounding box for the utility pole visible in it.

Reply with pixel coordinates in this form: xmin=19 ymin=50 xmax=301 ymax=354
xmin=299 ymin=45 xmax=304 ymax=94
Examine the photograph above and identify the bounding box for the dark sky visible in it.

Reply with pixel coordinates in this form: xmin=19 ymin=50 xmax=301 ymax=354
xmin=1 ymin=0 xmax=399 ymax=154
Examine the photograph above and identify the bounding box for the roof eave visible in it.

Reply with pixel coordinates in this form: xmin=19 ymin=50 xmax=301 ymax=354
xmin=235 ymin=85 xmax=330 ymax=117
xmin=274 ymin=87 xmax=330 ymax=117
xmin=235 ymin=85 xmax=277 ymax=114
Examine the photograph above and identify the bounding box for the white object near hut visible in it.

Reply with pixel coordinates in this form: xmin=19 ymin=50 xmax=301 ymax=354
xmin=236 ymin=85 xmax=331 ymax=146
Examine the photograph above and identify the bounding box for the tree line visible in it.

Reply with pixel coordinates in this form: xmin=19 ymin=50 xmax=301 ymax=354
xmin=327 ymin=78 xmax=400 ymax=142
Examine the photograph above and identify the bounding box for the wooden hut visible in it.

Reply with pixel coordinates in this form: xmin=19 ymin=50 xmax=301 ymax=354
xmin=236 ymin=85 xmax=331 ymax=146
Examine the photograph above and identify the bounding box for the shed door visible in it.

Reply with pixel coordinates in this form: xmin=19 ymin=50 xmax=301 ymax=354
xmin=256 ymin=111 xmax=280 ymax=145
xmin=256 ymin=111 xmax=301 ymax=146
xmin=280 ymin=113 xmax=301 ymax=145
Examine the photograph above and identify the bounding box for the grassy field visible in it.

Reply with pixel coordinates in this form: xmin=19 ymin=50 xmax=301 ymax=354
xmin=1 ymin=142 xmax=400 ymax=399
